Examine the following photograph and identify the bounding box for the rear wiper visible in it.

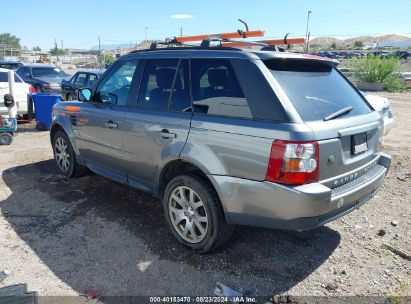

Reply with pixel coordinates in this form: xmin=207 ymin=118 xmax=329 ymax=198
xmin=324 ymin=106 xmax=354 ymax=121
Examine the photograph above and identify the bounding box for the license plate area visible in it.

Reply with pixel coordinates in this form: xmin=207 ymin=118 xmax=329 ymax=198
xmin=352 ymin=132 xmax=368 ymax=155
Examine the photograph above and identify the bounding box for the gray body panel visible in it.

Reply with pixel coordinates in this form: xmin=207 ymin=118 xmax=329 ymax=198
xmin=50 ymin=48 xmax=391 ymax=232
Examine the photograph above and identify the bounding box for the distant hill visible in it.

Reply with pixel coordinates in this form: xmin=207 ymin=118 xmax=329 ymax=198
xmin=310 ymin=34 xmax=411 ymax=48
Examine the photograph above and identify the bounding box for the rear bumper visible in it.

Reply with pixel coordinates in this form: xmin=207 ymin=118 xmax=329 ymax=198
xmin=211 ymin=153 xmax=391 ymax=231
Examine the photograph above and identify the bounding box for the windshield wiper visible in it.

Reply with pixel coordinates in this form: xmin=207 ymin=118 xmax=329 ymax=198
xmin=324 ymin=106 xmax=353 ymax=121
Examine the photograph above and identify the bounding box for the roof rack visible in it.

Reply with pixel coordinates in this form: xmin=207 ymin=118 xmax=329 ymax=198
xmin=144 ymin=26 xmax=305 ymax=52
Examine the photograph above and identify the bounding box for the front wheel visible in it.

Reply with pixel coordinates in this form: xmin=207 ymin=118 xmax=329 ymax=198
xmin=163 ymin=174 xmax=234 ymax=253
xmin=53 ymin=130 xmax=87 ymax=177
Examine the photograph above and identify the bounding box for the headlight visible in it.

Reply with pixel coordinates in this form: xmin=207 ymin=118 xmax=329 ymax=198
xmin=50 ymin=82 xmax=60 ymax=87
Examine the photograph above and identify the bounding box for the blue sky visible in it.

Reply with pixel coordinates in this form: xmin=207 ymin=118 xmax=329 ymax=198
xmin=2 ymin=0 xmax=410 ymax=50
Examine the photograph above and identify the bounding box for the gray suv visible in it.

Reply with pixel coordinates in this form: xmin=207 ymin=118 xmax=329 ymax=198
xmin=50 ymin=47 xmax=391 ymax=252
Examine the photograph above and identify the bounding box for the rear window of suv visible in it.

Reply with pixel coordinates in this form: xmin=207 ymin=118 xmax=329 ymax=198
xmin=264 ymin=60 xmax=372 ymax=121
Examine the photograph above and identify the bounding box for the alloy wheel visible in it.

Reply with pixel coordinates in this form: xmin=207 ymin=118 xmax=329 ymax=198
xmin=168 ymin=186 xmax=208 ymax=243
xmin=55 ymin=137 xmax=70 ymax=172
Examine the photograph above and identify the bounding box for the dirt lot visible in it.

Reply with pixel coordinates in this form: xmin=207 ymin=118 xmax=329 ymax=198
xmin=0 ymin=92 xmax=410 ymax=301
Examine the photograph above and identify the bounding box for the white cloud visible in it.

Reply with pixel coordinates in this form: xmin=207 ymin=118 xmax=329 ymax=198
xmin=170 ymin=14 xmax=193 ymax=19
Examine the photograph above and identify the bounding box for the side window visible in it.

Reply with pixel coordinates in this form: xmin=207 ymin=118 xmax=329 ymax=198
xmin=87 ymin=74 xmax=98 ymax=87
xmin=137 ymin=59 xmax=179 ymax=111
xmin=191 ymin=59 xmax=251 ymax=119
xmin=96 ymin=60 xmax=138 ymax=105
xmin=74 ymin=73 xmax=87 ymax=86
xmin=0 ymin=72 xmax=22 ymax=83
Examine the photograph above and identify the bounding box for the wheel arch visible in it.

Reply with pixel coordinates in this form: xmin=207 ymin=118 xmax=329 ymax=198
xmin=156 ymin=158 xmax=221 ymax=202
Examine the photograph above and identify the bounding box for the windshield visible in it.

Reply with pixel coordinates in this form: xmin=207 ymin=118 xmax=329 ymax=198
xmin=264 ymin=60 xmax=372 ymax=121
xmin=32 ymin=67 xmax=68 ymax=78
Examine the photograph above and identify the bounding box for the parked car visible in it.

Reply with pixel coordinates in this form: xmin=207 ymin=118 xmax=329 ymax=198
xmin=61 ymin=70 xmax=105 ymax=101
xmin=50 ymin=48 xmax=391 ymax=252
xmin=16 ymin=64 xmax=69 ymax=93
xmin=0 ymin=68 xmax=35 ymax=118
xmin=361 ymin=91 xmax=394 ymax=135
xmin=0 ymin=60 xmax=24 ymax=70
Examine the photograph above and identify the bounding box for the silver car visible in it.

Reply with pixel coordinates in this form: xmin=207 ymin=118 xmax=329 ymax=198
xmin=50 ymin=49 xmax=391 ymax=252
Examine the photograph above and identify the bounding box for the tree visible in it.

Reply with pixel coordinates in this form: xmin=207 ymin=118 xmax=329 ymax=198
xmin=330 ymin=42 xmax=337 ymax=49
xmin=32 ymin=46 xmax=42 ymax=51
xmin=104 ymin=54 xmax=116 ymax=64
xmin=0 ymin=33 xmax=21 ymax=48
xmin=354 ymin=41 xmax=364 ymax=49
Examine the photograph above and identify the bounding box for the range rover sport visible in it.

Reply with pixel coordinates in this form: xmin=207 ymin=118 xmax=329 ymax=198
xmin=50 ymin=47 xmax=391 ymax=252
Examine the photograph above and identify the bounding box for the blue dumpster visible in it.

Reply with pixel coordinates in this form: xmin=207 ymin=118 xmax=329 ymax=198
xmin=31 ymin=93 xmax=61 ymax=131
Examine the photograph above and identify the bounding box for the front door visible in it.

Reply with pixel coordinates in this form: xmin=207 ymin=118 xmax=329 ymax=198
xmin=78 ymin=59 xmax=139 ymax=183
xmin=123 ymin=58 xmax=192 ymax=192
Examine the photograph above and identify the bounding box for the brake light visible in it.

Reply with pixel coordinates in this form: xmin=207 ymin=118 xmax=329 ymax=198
xmin=266 ymin=140 xmax=319 ymax=185
xmin=29 ymin=85 xmax=36 ymax=93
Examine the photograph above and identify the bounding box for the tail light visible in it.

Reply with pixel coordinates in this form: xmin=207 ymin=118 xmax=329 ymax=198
xmin=29 ymin=85 xmax=36 ymax=93
xmin=266 ymin=140 xmax=319 ymax=185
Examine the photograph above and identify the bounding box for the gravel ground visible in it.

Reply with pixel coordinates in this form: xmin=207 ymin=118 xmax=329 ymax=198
xmin=0 ymin=92 xmax=410 ymax=302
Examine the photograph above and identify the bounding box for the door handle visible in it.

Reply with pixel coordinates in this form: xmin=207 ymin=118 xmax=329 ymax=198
xmin=105 ymin=120 xmax=118 ymax=129
xmin=159 ymin=129 xmax=176 ymax=139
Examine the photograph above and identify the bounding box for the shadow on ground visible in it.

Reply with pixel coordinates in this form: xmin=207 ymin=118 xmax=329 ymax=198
xmin=1 ymin=160 xmax=341 ymax=297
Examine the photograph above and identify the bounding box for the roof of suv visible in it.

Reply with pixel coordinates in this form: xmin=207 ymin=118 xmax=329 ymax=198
xmin=122 ymin=48 xmax=339 ymax=66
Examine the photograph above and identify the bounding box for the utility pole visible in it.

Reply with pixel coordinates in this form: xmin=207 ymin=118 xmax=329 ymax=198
xmin=180 ymin=27 xmax=183 ymax=37
xmin=61 ymin=40 xmax=63 ymax=51
xmin=55 ymin=38 xmax=59 ymax=65
xmin=98 ymin=36 xmax=101 ymax=69
xmin=305 ymin=10 xmax=312 ymax=53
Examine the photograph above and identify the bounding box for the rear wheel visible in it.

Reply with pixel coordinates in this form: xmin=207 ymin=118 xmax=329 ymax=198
xmin=163 ymin=174 xmax=234 ymax=253
xmin=53 ymin=130 xmax=87 ymax=177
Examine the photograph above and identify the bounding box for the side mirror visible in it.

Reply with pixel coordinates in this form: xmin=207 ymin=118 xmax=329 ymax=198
xmin=78 ymin=88 xmax=92 ymax=102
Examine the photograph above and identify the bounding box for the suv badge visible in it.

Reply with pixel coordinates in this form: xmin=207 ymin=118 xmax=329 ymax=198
xmin=328 ymin=155 xmax=336 ymax=165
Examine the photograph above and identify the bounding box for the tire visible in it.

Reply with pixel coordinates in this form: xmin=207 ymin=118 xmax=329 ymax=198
xmin=0 ymin=133 xmax=13 ymax=145
xmin=163 ymin=174 xmax=234 ymax=253
xmin=35 ymin=84 xmax=42 ymax=93
xmin=53 ymin=130 xmax=87 ymax=177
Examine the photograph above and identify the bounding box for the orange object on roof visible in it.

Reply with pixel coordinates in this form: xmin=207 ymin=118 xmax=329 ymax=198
xmin=175 ymin=30 xmax=265 ymax=43
xmin=221 ymin=37 xmax=306 ymax=48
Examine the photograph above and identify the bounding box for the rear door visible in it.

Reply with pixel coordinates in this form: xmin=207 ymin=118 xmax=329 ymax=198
xmin=78 ymin=59 xmax=139 ymax=183
xmin=123 ymin=57 xmax=192 ymax=192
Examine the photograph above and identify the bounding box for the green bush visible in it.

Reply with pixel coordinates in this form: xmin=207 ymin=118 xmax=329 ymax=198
xmin=349 ymin=55 xmax=400 ymax=84
xmin=384 ymin=74 xmax=407 ymax=92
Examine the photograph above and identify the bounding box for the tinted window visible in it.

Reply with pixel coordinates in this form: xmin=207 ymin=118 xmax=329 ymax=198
xmin=0 ymin=72 xmax=23 ymax=83
xmin=191 ymin=59 xmax=251 ymax=119
xmin=74 ymin=73 xmax=87 ymax=86
xmin=32 ymin=67 xmax=68 ymax=78
xmin=264 ymin=60 xmax=372 ymax=121
xmin=96 ymin=60 xmax=138 ymax=105
xmin=138 ymin=59 xmax=179 ymax=111
xmin=87 ymin=74 xmax=98 ymax=87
